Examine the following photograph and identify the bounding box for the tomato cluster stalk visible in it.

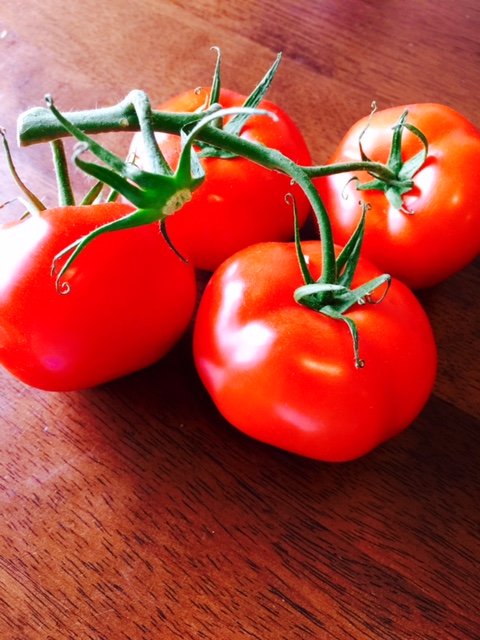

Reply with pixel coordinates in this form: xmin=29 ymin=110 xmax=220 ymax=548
xmin=12 ymin=54 xmax=428 ymax=366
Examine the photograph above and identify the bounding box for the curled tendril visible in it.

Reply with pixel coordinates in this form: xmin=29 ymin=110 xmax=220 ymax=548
xmin=50 ymin=240 xmax=82 ymax=294
xmin=399 ymin=203 xmax=415 ymax=215
xmin=73 ymin=141 xmax=89 ymax=155
xmin=57 ymin=281 xmax=71 ymax=296
xmin=364 ymin=276 xmax=392 ymax=305
xmin=125 ymin=146 xmax=137 ymax=163
xmin=194 ymin=87 xmax=210 ymax=112
xmin=341 ymin=175 xmax=359 ymax=200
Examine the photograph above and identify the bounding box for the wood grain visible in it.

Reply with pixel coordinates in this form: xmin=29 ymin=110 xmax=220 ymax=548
xmin=1 ymin=1 xmax=479 ymax=639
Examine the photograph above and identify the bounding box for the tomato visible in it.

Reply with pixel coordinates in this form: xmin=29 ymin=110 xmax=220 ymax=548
xmin=0 ymin=202 xmax=196 ymax=391
xmin=315 ymin=103 xmax=480 ymax=289
xmin=130 ymin=88 xmax=312 ymax=271
xmin=193 ymin=241 xmax=437 ymax=462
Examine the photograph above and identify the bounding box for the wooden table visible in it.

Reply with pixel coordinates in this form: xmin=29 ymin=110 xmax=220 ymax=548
xmin=1 ymin=1 xmax=479 ymax=638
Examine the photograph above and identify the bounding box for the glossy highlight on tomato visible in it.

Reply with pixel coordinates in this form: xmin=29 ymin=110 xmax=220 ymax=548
xmin=130 ymin=88 xmax=312 ymax=271
xmin=0 ymin=202 xmax=196 ymax=391
xmin=193 ymin=241 xmax=437 ymax=462
xmin=316 ymin=103 xmax=480 ymax=289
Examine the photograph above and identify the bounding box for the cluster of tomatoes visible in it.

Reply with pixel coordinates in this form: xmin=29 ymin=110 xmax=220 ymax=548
xmin=1 ymin=65 xmax=479 ymax=461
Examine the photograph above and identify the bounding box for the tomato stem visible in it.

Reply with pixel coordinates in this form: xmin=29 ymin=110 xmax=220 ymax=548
xmin=303 ymin=160 xmax=400 ymax=183
xmin=19 ymin=95 xmax=340 ymax=285
xmin=17 ymin=90 xmax=402 ymax=359
xmin=18 ymin=100 xmax=421 ymax=209
xmin=18 ymin=100 xmax=210 ymax=146
xmin=51 ymin=139 xmax=76 ymax=206
xmin=13 ymin=49 xmax=427 ymax=367
xmin=16 ymin=89 xmax=400 ymax=366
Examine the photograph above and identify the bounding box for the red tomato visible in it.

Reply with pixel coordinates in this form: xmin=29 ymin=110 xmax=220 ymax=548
xmin=316 ymin=104 xmax=480 ymax=289
xmin=0 ymin=202 xmax=196 ymax=391
xmin=193 ymin=241 xmax=437 ymax=462
xmin=130 ymin=88 xmax=312 ymax=271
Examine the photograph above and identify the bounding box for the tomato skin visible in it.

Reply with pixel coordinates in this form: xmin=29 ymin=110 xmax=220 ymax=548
xmin=0 ymin=202 xmax=196 ymax=391
xmin=316 ymin=103 xmax=480 ymax=289
xmin=130 ymin=88 xmax=312 ymax=271
xmin=193 ymin=242 xmax=437 ymax=462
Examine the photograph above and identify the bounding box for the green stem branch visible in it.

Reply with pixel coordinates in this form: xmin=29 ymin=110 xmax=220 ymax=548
xmin=18 ymin=97 xmax=338 ymax=283
xmin=303 ymin=161 xmax=399 ymax=182
xmin=18 ymin=101 xmax=207 ymax=146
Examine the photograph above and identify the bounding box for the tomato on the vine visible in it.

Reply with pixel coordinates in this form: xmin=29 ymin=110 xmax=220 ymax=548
xmin=0 ymin=202 xmax=196 ymax=391
xmin=315 ymin=103 xmax=480 ymax=289
xmin=130 ymin=88 xmax=312 ymax=271
xmin=193 ymin=241 xmax=437 ymax=462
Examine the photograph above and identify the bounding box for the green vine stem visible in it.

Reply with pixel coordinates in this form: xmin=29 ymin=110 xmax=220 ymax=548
xmin=18 ymin=99 xmax=211 ymax=146
xmin=303 ymin=161 xmax=400 ymax=182
xmin=18 ymin=96 xmax=338 ymax=283
xmin=18 ymin=100 xmax=425 ymax=209
xmin=51 ymin=139 xmax=75 ymax=206
xmin=16 ymin=92 xmax=425 ymax=364
xmin=14 ymin=106 xmax=416 ymax=219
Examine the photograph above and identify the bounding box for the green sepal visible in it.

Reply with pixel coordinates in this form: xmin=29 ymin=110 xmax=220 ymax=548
xmin=336 ymin=207 xmax=367 ymax=288
xmin=179 ymin=127 xmax=205 ymax=182
xmin=398 ymin=122 xmax=429 ymax=179
xmin=0 ymin=127 xmax=46 ymax=214
xmin=321 ymin=306 xmax=363 ymax=368
xmin=106 ymin=189 xmax=120 ymax=203
xmin=46 ymin=96 xmax=272 ymax=293
xmin=294 ymin=276 xmax=391 ymax=315
xmin=81 ymin=180 xmax=104 ymax=205
xmin=355 ymin=108 xmax=429 ymax=212
xmin=291 ymin=193 xmax=315 ymax=286
xmin=197 ymin=53 xmax=282 ymax=159
xmin=45 ymin=93 xmax=204 ymax=292
xmin=209 ymin=46 xmax=222 ymax=107
xmin=160 ymin=219 xmax=187 ymax=263
xmin=293 ymin=200 xmax=391 ymax=367
xmin=225 ymin=53 xmax=282 ymax=137
xmin=356 ymin=176 xmax=413 ymax=211
xmin=387 ymin=110 xmax=409 ymax=173
xmin=294 ymin=273 xmax=391 ymax=368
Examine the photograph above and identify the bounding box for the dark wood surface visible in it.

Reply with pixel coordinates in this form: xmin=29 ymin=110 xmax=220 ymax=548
xmin=1 ymin=1 xmax=479 ymax=638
